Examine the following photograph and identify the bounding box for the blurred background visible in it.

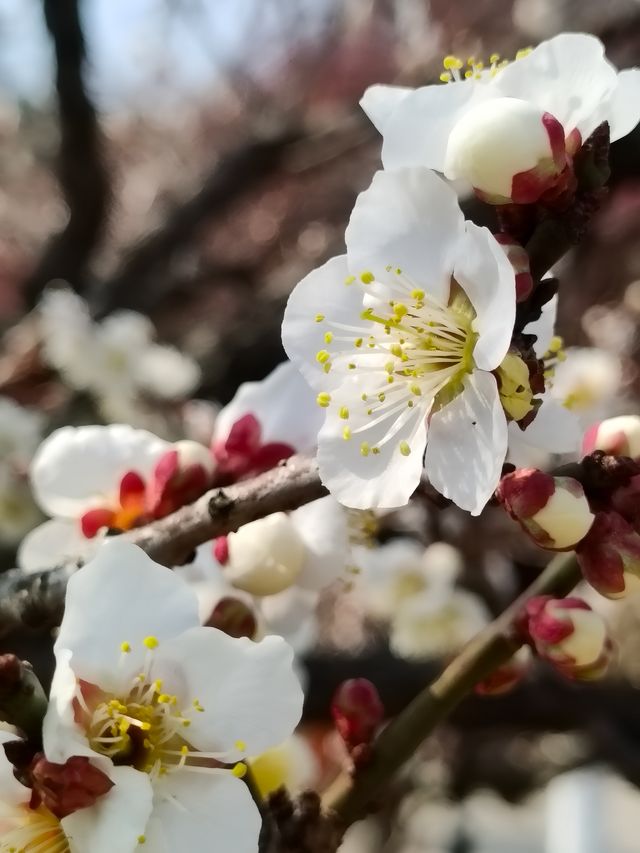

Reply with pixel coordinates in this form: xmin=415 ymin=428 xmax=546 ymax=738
xmin=3 ymin=1 xmax=640 ymax=850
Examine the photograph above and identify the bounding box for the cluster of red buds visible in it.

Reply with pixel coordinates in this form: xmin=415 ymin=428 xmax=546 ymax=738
xmin=498 ymin=416 xmax=640 ymax=599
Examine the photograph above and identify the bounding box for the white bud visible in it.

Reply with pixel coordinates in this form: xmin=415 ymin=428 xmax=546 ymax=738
xmin=226 ymin=513 xmax=305 ymax=596
xmin=444 ymin=97 xmax=565 ymax=203
xmin=173 ymin=439 xmax=215 ymax=475
xmin=546 ymin=604 xmax=607 ymax=668
xmin=531 ymin=482 xmax=595 ymax=550
xmin=584 ymin=415 xmax=640 ymax=459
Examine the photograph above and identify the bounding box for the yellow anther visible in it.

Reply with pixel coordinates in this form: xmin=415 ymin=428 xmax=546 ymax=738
xmin=410 ymin=383 xmax=422 ymax=395
xmin=343 ymin=426 xmax=352 ymax=441
xmin=464 ymin=69 xmax=474 ymax=78
xmin=439 ymin=72 xmax=451 ymax=83
xmin=181 ymin=745 xmax=189 ymax=755
xmin=193 ymin=699 xmax=205 ymax=712
xmin=315 ymin=313 xmax=325 ymax=322
xmin=361 ymin=393 xmax=368 ymax=401
xmin=390 ymin=343 xmax=403 ymax=358
xmin=393 ymin=303 xmax=408 ymax=318
xmin=399 ymin=441 xmax=411 ymax=456
xmin=378 ymin=392 xmax=386 ymax=402
xmin=360 ymin=271 xmax=375 ymax=284
xmin=232 ymin=762 xmax=248 ymax=779
xmin=324 ymin=331 xmax=333 ymax=344
xmin=516 ymin=47 xmax=532 ymax=59
xmin=120 ymin=641 xmax=131 ymax=654
xmin=385 ymin=361 xmax=395 ymax=374
xmin=490 ymin=52 xmax=500 ymax=63
xmin=372 ymin=447 xmax=381 ymax=455
xmin=235 ymin=740 xmax=247 ymax=751
xmin=323 ymin=362 xmax=332 ymax=373
xmin=157 ymin=694 xmax=173 ymax=704
xmin=339 ymin=406 xmax=349 ymax=420
xmin=344 ymin=275 xmax=356 ymax=285
xmin=182 ymin=720 xmax=191 ymax=727
xmin=360 ymin=442 xmax=370 ymax=457
xmin=138 ymin=836 xmax=146 ymax=844
xmin=411 ymin=289 xmax=425 ymax=300
xmin=407 ymin=400 xmax=414 ymax=408
xmin=143 ymin=636 xmax=159 ymax=650
xmin=443 ymin=55 xmax=463 ymax=70
xmin=316 ymin=392 xmax=331 ymax=409
xmin=316 ymin=349 xmax=330 ymax=364
xmin=355 ymin=337 xmax=363 ymax=347
xmin=348 ymin=362 xmax=356 ymax=369
xmin=548 ymin=335 xmax=564 ymax=353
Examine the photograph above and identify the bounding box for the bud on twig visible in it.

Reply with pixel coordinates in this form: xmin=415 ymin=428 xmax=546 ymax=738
xmin=205 ymin=596 xmax=258 ymax=639
xmin=583 ymin=416 xmax=640 ymax=459
xmin=576 ymin=511 xmax=640 ymax=598
xmin=497 ymin=469 xmax=594 ymax=549
xmin=331 ymin=679 xmax=384 ymax=756
xmin=521 ymin=596 xmax=611 ymax=679
xmin=475 ymin=647 xmax=531 ymax=696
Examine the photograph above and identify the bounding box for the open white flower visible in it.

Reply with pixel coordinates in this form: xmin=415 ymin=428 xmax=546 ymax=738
xmin=39 ymin=289 xmax=200 ymax=409
xmin=43 ymin=540 xmax=303 ymax=853
xmin=362 ymin=33 xmax=640 ymax=203
xmin=211 ymin=360 xmax=323 ymax=482
xmin=19 ymin=424 xmax=170 ymax=572
xmin=283 ymin=167 xmax=515 ymax=514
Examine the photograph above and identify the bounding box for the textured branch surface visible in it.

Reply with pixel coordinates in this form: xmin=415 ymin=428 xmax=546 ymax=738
xmin=322 ymin=552 xmax=582 ymax=828
xmin=24 ymin=0 xmax=109 ymax=304
xmin=0 ymin=456 xmax=325 ymax=637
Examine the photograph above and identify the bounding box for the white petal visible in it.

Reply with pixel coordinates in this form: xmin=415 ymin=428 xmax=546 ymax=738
xmin=523 ymin=292 xmax=557 ymax=358
xmin=290 ymin=496 xmax=349 ymax=590
xmin=30 ymin=424 xmax=170 ymax=517
xmin=55 ymin=541 xmax=200 ymax=692
xmin=62 ymin=766 xmax=153 ymax=853
xmin=142 ymin=771 xmax=260 ymax=853
xmin=454 ymin=222 xmax=516 ymax=371
xmin=151 ymin=628 xmax=303 ymax=757
xmin=259 ymin=587 xmax=319 ymax=653
xmin=213 ymin=360 xmax=323 ymax=453
xmin=359 ymin=84 xmax=412 ymax=133
xmin=608 ymin=68 xmax=640 ymax=141
xmin=316 ymin=375 xmax=428 ymax=510
xmin=346 ymin=168 xmax=463 ymax=303
xmin=0 ymin=731 xmax=29 ymax=807
xmin=134 ymin=345 xmax=201 ymax=400
xmin=494 ymin=33 xmax=617 ymax=137
xmin=515 ymin=396 xmax=581 ymax=454
xmin=380 ymin=80 xmax=491 ymax=172
xmin=18 ymin=518 xmax=96 ymax=574
xmin=425 ymin=371 xmax=507 ymax=515
xmin=282 ymin=254 xmax=367 ymax=392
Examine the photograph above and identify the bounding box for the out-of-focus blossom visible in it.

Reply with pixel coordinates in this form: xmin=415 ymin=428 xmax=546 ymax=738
xmin=283 ymin=167 xmax=517 ymax=514
xmin=19 ymin=425 xmax=212 ymax=572
xmin=497 ymin=468 xmax=594 ymax=550
xmin=249 ymin=735 xmax=319 ymax=799
xmin=38 ymin=289 xmax=200 ymax=422
xmin=583 ymin=415 xmax=640 ymax=459
xmin=43 ymin=540 xmax=303 ymax=853
xmin=362 ymin=33 xmax=640 ymax=203
xmin=211 ymin=360 xmax=322 ymax=483
xmin=0 ymin=397 xmax=43 ymax=543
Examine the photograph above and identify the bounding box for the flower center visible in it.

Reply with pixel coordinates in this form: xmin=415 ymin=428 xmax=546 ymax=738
xmin=75 ymin=638 xmax=247 ymax=783
xmin=315 ymin=268 xmax=477 ymax=459
xmin=439 ymin=48 xmax=532 ymax=83
xmin=0 ymin=804 xmax=69 ymax=853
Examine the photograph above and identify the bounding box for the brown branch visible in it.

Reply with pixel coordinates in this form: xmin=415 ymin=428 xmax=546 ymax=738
xmin=0 ymin=455 xmax=325 ymax=637
xmin=23 ymin=0 xmax=110 ymax=306
xmin=321 ymin=551 xmax=582 ymax=829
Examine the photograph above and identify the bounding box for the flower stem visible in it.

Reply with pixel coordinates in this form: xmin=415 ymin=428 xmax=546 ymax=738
xmin=322 ymin=552 xmax=582 ymax=826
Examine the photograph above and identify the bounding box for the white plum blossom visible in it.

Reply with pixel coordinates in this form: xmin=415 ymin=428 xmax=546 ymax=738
xmin=19 ymin=424 xmax=170 ymax=572
xmin=211 ymin=360 xmax=323 ymax=482
xmin=283 ymin=167 xmax=516 ymax=514
xmin=362 ymin=33 xmax=640 ymax=203
xmin=43 ymin=540 xmax=304 ymax=853
xmin=359 ymin=538 xmax=489 ymax=659
xmin=39 ymin=289 xmax=200 ymax=427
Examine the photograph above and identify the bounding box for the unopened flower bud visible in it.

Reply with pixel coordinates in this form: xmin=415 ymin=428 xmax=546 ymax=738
xmin=444 ymin=98 xmax=568 ymax=204
xmin=30 ymin=754 xmax=114 ymax=819
xmin=205 ymin=596 xmax=258 ymax=639
xmin=225 ymin=512 xmax=305 ymax=596
xmin=331 ymin=678 xmax=384 ymax=751
xmin=475 ymin=647 xmax=531 ymax=696
xmin=497 ymin=469 xmax=594 ymax=550
xmin=494 ymin=233 xmax=534 ymax=302
xmin=583 ymin=415 xmax=640 ymax=459
xmin=148 ymin=440 xmax=214 ymax=517
xmin=523 ymin=596 xmax=610 ymax=679
xmin=577 ymin=511 xmax=640 ymax=598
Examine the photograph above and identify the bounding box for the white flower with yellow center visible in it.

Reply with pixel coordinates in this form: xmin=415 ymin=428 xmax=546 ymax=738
xmin=282 ymin=167 xmax=515 ymax=513
xmin=43 ymin=540 xmax=303 ymax=853
xmin=361 ymin=33 xmax=640 ymax=203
